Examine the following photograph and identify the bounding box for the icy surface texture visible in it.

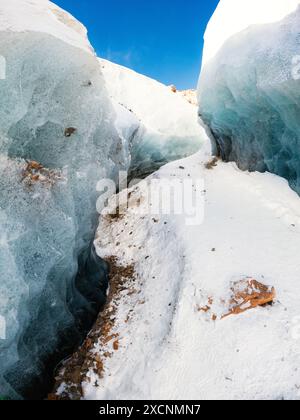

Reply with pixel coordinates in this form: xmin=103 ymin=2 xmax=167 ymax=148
xmin=201 ymin=0 xmax=300 ymax=67
xmin=100 ymin=59 xmax=207 ymax=178
xmin=199 ymin=1 xmax=300 ymax=193
xmin=0 ymin=1 xmax=131 ymax=399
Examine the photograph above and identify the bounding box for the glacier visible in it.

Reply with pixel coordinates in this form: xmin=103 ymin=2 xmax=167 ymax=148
xmin=0 ymin=0 xmax=204 ymax=400
xmin=198 ymin=0 xmax=300 ymax=194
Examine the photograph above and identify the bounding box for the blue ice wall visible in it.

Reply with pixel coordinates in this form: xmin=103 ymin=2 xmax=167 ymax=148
xmin=198 ymin=7 xmax=300 ymax=193
xmin=0 ymin=32 xmax=127 ymax=399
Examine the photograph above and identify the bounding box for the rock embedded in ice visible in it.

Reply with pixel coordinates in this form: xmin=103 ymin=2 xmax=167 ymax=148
xmin=198 ymin=0 xmax=300 ymax=193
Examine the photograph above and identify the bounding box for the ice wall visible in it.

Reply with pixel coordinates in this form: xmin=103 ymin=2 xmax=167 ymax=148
xmin=199 ymin=0 xmax=300 ymax=193
xmin=0 ymin=0 xmax=205 ymax=399
xmin=0 ymin=1 xmax=131 ymax=399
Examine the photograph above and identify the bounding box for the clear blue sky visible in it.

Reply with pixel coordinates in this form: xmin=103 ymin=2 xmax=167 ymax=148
xmin=54 ymin=0 xmax=219 ymax=89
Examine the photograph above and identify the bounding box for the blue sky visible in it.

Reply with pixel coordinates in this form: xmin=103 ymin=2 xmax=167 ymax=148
xmin=54 ymin=0 xmax=219 ymax=89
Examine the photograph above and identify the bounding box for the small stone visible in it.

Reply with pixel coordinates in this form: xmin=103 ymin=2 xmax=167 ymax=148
xmin=222 ymin=279 xmax=276 ymax=318
xmin=64 ymin=127 xmax=77 ymax=137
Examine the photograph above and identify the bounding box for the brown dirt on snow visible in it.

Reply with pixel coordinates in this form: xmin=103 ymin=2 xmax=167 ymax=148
xmin=48 ymin=257 xmax=136 ymax=400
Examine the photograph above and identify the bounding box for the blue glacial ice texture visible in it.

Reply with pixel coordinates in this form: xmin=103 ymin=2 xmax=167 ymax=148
xmin=129 ymin=129 xmax=202 ymax=179
xmin=198 ymin=7 xmax=300 ymax=193
xmin=0 ymin=32 xmax=128 ymax=399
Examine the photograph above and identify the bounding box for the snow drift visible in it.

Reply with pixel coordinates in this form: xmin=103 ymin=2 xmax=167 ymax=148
xmin=198 ymin=0 xmax=300 ymax=193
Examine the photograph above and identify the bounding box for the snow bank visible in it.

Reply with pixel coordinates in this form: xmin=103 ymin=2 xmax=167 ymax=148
xmin=199 ymin=0 xmax=300 ymax=194
xmin=100 ymin=59 xmax=207 ymax=177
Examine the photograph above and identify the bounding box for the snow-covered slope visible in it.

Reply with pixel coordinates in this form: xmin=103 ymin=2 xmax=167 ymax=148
xmin=53 ymin=149 xmax=300 ymax=400
xmin=199 ymin=0 xmax=300 ymax=194
xmin=100 ymin=59 xmax=207 ymax=177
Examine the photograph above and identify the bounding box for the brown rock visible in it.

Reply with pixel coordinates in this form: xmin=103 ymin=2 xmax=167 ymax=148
xmin=222 ymin=279 xmax=276 ymax=318
xmin=205 ymin=157 xmax=218 ymax=170
xmin=64 ymin=127 xmax=77 ymax=137
xmin=199 ymin=279 xmax=275 ymax=321
xmin=27 ymin=160 xmax=43 ymax=171
xmin=198 ymin=297 xmax=214 ymax=313
xmin=31 ymin=174 xmax=40 ymax=182
xmin=102 ymin=333 xmax=118 ymax=345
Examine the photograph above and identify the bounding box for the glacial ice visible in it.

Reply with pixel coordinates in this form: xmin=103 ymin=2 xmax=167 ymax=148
xmin=198 ymin=0 xmax=300 ymax=193
xmin=0 ymin=0 xmax=133 ymax=399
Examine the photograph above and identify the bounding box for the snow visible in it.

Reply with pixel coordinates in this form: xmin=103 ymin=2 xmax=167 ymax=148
xmin=202 ymin=0 xmax=300 ymax=67
xmin=198 ymin=1 xmax=300 ymax=195
xmin=83 ymin=151 xmax=300 ymax=400
xmin=0 ymin=0 xmax=93 ymax=54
